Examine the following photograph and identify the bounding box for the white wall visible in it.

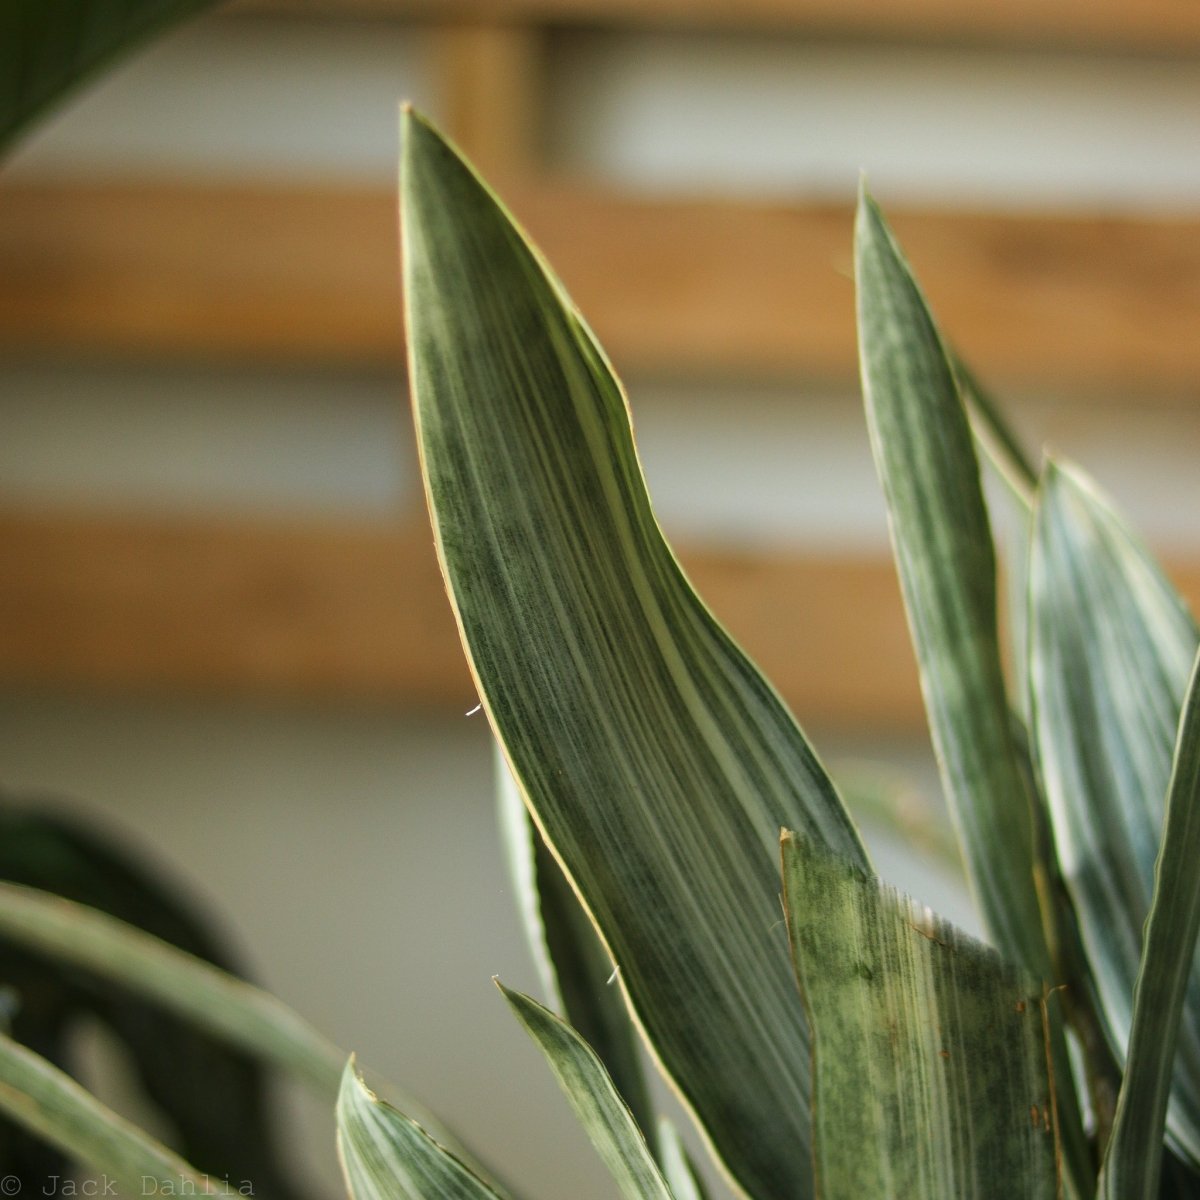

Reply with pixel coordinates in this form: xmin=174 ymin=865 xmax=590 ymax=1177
xmin=2 ymin=13 xmax=1199 ymax=1199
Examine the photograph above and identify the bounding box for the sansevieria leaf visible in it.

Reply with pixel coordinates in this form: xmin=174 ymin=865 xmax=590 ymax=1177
xmin=403 ymin=108 xmax=868 ymax=1200
xmin=0 ymin=1032 xmax=223 ymax=1195
xmin=337 ymin=1063 xmax=505 ymax=1200
xmin=855 ymin=187 xmax=1047 ymax=978
xmin=1030 ymin=459 xmax=1200 ymax=1168
xmin=497 ymin=757 xmax=657 ymax=1146
xmin=855 ymin=192 xmax=1089 ymax=1193
xmin=497 ymin=983 xmax=675 ymax=1200
xmin=1 ymin=0 xmax=218 ymax=154
xmin=781 ymin=832 xmax=1058 ymax=1199
xmin=1100 ymin=649 xmax=1200 ymax=1198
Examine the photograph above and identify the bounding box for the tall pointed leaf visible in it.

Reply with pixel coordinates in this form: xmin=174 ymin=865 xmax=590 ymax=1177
xmin=497 ymin=983 xmax=674 ymax=1200
xmin=1 ymin=0 xmax=217 ymax=154
xmin=497 ymin=757 xmax=657 ymax=1145
xmin=1100 ymin=649 xmax=1200 ymax=1198
xmin=337 ymin=1064 xmax=505 ymax=1200
xmin=404 ymin=108 xmax=868 ymax=1200
xmin=781 ymin=832 xmax=1058 ymax=1199
xmin=0 ymin=1032 xmax=223 ymax=1195
xmin=855 ymin=188 xmax=1047 ymax=976
xmin=855 ymin=193 xmax=1090 ymax=1193
xmin=1030 ymin=459 xmax=1200 ymax=1167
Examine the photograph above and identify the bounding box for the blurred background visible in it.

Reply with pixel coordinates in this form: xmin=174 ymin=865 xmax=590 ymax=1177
xmin=1 ymin=3 xmax=1199 ymax=1197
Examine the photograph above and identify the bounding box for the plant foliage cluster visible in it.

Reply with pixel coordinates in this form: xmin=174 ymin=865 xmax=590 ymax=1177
xmin=3 ymin=14 xmax=1200 ymax=1200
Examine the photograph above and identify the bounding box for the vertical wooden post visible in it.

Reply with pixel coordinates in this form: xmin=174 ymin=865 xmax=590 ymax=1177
xmin=430 ymin=22 xmax=544 ymax=177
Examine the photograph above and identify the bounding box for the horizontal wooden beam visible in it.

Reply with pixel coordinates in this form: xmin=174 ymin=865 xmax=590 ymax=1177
xmin=6 ymin=506 xmax=1200 ymax=731
xmin=3 ymin=178 xmax=1199 ymax=395
xmin=0 ymin=506 xmax=925 ymax=730
xmin=236 ymin=0 xmax=1200 ymax=54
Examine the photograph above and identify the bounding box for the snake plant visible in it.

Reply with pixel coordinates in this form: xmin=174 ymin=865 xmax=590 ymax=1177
xmin=2 ymin=102 xmax=1199 ymax=1200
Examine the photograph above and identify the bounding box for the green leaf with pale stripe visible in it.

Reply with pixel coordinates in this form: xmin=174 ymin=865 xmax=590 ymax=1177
xmin=855 ymin=187 xmax=1047 ymax=977
xmin=855 ymin=192 xmax=1091 ymax=1194
xmin=0 ymin=1031 xmax=223 ymax=1195
xmin=404 ymin=108 xmax=868 ymax=1200
xmin=337 ymin=1063 xmax=504 ymax=1200
xmin=498 ymin=983 xmax=675 ymax=1200
xmin=781 ymin=831 xmax=1059 ymax=1199
xmin=1100 ymin=648 xmax=1200 ymax=1198
xmin=497 ymin=754 xmax=657 ymax=1146
xmin=1 ymin=0 xmax=218 ymax=154
xmin=1030 ymin=459 xmax=1200 ymax=1170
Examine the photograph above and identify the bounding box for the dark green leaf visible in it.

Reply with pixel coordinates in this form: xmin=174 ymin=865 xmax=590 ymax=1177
xmin=0 ymin=0 xmax=217 ymax=154
xmin=0 ymin=1031 xmax=222 ymax=1195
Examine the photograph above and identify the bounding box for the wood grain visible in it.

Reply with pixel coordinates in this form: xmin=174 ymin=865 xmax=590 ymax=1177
xmin=3 ymin=178 xmax=1198 ymax=394
xmin=236 ymin=0 xmax=1200 ymax=53
xmin=0 ymin=506 xmax=924 ymax=730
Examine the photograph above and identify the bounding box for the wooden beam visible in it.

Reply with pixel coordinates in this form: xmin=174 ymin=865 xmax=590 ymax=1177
xmin=0 ymin=506 xmax=924 ymax=730
xmin=3 ymin=178 xmax=1199 ymax=394
xmin=430 ymin=22 xmax=544 ymax=174
xmin=235 ymin=0 xmax=1200 ymax=54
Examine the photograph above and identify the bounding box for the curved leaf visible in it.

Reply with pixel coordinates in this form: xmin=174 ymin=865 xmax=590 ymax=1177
xmin=0 ymin=882 xmax=507 ymax=1189
xmin=404 ymin=108 xmax=868 ymax=1200
xmin=1 ymin=0 xmax=217 ymax=154
xmin=1100 ymin=649 xmax=1200 ymax=1198
xmin=0 ymin=1031 xmax=222 ymax=1195
xmin=1030 ymin=459 xmax=1200 ymax=1168
xmin=0 ymin=801 xmax=303 ymax=1199
xmin=497 ymin=983 xmax=674 ymax=1200
xmin=337 ymin=1063 xmax=503 ymax=1200
xmin=855 ymin=193 xmax=1090 ymax=1193
xmin=855 ymin=188 xmax=1046 ymax=974
xmin=496 ymin=757 xmax=656 ymax=1145
xmin=782 ymin=832 xmax=1058 ymax=1199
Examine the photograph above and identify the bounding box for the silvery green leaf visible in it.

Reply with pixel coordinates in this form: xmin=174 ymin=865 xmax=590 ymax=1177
xmin=1030 ymin=459 xmax=1200 ymax=1169
xmin=782 ymin=832 xmax=1058 ymax=1199
xmin=855 ymin=192 xmax=1088 ymax=1193
xmin=498 ymin=983 xmax=674 ymax=1200
xmin=1100 ymin=649 xmax=1200 ymax=1198
xmin=497 ymin=755 xmax=656 ymax=1146
xmin=337 ymin=1063 xmax=504 ymax=1200
xmin=404 ymin=108 xmax=868 ymax=1200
